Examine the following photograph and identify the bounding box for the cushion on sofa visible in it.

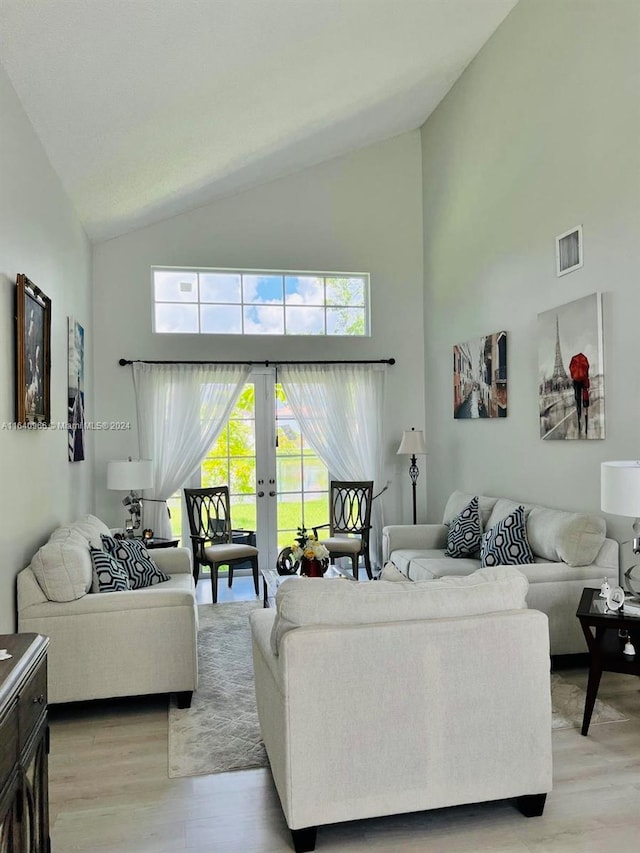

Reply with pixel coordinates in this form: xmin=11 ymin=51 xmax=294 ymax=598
xmin=526 ymin=506 xmax=606 ymax=567
xmin=270 ymin=566 xmax=529 ymax=655
xmin=443 ymin=491 xmax=497 ymax=529
xmin=30 ymin=530 xmax=93 ymax=601
xmin=480 ymin=505 xmax=534 ymax=568
xmin=71 ymin=514 xmax=112 ymax=549
xmin=486 ymin=498 xmax=534 ymax=529
xmin=410 ymin=553 xmax=481 ymax=579
xmin=101 ymin=535 xmax=169 ymax=589
xmin=90 ymin=547 xmax=131 ymax=593
xmin=445 ymin=496 xmax=482 ymax=558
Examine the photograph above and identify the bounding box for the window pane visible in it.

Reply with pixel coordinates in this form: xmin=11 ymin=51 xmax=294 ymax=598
xmin=303 ymin=459 xmax=328 ymax=492
xmin=276 ymin=419 xmax=302 ymax=454
xmin=285 ymin=276 xmax=324 ymax=304
xmin=243 ymin=275 xmax=283 ymax=304
xmin=166 ymin=493 xmax=183 ymax=542
xmin=233 ymin=385 xmax=255 ymax=419
xmin=278 ymin=458 xmax=302 ymax=491
xmin=154 ymin=270 xmax=198 ymax=302
xmin=244 ymin=305 xmax=284 ymax=334
xmin=199 ymin=273 xmax=241 ymax=303
xmin=303 ymin=494 xmax=329 ymax=531
xmin=326 ymin=276 xmax=365 ymax=306
xmin=200 ymin=304 xmax=242 ymax=333
xmin=229 ymin=421 xmax=255 ymax=455
xmin=326 ymin=306 xmax=365 ymax=336
xmin=230 ymin=459 xmax=255 ymax=494
xmin=277 ymin=493 xmax=303 ymax=539
xmin=285 ymin=305 xmax=325 ymax=335
xmin=201 ymin=457 xmax=229 ymax=487
xmin=231 ymin=496 xmax=256 ymax=531
xmin=155 ymin=303 xmax=199 ymax=333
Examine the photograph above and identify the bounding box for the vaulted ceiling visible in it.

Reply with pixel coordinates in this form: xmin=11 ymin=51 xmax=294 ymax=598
xmin=0 ymin=0 xmax=517 ymax=242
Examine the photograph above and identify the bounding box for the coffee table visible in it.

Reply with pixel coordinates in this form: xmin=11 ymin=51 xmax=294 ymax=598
xmin=576 ymin=587 xmax=640 ymax=735
xmin=261 ymin=564 xmax=356 ymax=608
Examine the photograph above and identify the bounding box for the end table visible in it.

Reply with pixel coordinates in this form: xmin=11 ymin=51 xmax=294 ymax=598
xmin=576 ymin=587 xmax=640 ymax=735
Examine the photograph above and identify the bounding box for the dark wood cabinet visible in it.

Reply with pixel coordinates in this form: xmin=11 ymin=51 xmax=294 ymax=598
xmin=0 ymin=634 xmax=50 ymax=853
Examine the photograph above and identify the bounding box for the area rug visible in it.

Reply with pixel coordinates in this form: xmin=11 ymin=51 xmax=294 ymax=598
xmin=168 ymin=605 xmax=628 ymax=777
xmin=551 ymin=672 xmax=627 ymax=730
xmin=168 ymin=601 xmax=268 ymax=778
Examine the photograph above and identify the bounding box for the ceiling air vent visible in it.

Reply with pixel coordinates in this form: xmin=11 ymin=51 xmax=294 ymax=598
xmin=556 ymin=225 xmax=583 ymax=277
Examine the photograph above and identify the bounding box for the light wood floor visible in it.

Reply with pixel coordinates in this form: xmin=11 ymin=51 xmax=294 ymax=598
xmin=48 ymin=577 xmax=640 ymax=852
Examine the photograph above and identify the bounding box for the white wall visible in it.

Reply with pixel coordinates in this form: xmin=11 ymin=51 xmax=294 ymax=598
xmin=0 ymin=65 xmax=93 ymax=631
xmin=421 ymin=0 xmax=640 ymax=554
xmin=92 ymin=132 xmax=425 ymax=530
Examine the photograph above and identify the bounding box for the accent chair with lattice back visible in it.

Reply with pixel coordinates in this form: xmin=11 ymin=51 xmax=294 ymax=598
xmin=184 ymin=486 xmax=259 ymax=603
xmin=313 ymin=480 xmax=373 ymax=580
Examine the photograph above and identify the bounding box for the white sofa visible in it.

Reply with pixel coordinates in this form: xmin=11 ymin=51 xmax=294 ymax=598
xmin=17 ymin=516 xmax=198 ymax=705
xmin=382 ymin=491 xmax=619 ymax=656
xmin=251 ymin=567 xmax=552 ymax=852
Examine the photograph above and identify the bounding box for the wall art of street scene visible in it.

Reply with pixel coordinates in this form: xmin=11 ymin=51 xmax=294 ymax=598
xmin=538 ymin=293 xmax=604 ymax=440
xmin=453 ymin=331 xmax=507 ymax=419
xmin=68 ymin=317 xmax=85 ymax=461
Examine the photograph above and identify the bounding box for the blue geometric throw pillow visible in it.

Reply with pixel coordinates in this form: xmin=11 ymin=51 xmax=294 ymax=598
xmin=101 ymin=535 xmax=169 ymax=589
xmin=445 ymin=496 xmax=482 ymax=558
xmin=480 ymin=505 xmax=534 ymax=568
xmin=90 ymin=547 xmax=130 ymax=593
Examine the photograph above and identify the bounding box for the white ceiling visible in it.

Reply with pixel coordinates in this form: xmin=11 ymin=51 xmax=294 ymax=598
xmin=0 ymin=0 xmax=517 ymax=242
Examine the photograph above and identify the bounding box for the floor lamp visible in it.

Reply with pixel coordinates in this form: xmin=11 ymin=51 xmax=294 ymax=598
xmin=397 ymin=428 xmax=427 ymax=525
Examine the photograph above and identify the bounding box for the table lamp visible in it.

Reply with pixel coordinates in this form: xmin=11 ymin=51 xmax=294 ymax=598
xmin=397 ymin=427 xmax=427 ymax=525
xmin=107 ymin=458 xmax=154 ymax=536
xmin=601 ymin=460 xmax=640 ymax=593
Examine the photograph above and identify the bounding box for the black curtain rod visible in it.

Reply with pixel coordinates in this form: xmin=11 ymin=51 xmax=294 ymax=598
xmin=119 ymin=357 xmax=395 ymax=366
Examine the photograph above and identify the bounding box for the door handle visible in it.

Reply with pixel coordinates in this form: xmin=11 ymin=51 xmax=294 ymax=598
xmin=269 ymin=490 xmax=276 ymax=497
xmin=257 ymin=490 xmax=265 ymax=498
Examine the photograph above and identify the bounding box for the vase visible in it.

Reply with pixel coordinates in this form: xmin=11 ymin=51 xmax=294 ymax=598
xmin=300 ymin=557 xmax=327 ymax=578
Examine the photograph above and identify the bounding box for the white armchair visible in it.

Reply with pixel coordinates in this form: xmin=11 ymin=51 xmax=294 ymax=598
xmin=251 ymin=567 xmax=552 ymax=851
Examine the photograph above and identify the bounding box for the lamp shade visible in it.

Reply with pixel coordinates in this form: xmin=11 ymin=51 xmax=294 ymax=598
xmin=601 ymin=461 xmax=640 ymax=517
xmin=107 ymin=459 xmax=154 ymax=491
xmin=397 ymin=428 xmax=427 ymax=456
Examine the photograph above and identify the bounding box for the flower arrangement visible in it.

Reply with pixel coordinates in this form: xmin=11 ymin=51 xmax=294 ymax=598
xmin=291 ymin=525 xmax=330 ymax=562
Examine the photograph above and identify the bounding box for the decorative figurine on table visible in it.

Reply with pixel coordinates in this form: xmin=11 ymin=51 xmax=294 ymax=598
xmin=600 ymin=577 xmax=610 ymax=598
xmin=142 ymin=528 xmax=154 ymax=541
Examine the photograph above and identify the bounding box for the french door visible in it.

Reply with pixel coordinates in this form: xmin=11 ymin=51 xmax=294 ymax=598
xmin=174 ymin=368 xmax=329 ymax=569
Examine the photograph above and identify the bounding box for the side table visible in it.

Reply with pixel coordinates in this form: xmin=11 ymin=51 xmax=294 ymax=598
xmin=576 ymin=587 xmax=640 ymax=735
xmin=140 ymin=537 xmax=180 ymax=549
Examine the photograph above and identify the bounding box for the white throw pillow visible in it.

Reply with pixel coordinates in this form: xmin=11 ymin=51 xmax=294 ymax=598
xmin=30 ymin=530 xmax=92 ymax=601
xmin=70 ymin=514 xmax=112 ymax=550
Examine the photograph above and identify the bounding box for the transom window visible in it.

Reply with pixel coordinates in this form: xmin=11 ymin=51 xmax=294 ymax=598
xmin=152 ymin=267 xmax=369 ymax=336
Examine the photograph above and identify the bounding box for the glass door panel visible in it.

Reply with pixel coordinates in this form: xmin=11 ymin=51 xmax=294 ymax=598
xmin=172 ymin=370 xmax=328 ymax=572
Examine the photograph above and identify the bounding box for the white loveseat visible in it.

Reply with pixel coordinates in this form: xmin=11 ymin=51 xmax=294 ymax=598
xmin=383 ymin=491 xmax=619 ymax=656
xmin=16 ymin=515 xmax=198 ymax=705
xmin=251 ymin=567 xmax=552 ymax=852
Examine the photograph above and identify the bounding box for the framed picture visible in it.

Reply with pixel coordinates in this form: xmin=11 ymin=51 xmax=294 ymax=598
xmin=538 ymin=292 xmax=604 ymax=440
xmin=453 ymin=330 xmax=507 ymax=418
xmin=68 ymin=317 xmax=85 ymax=461
xmin=15 ymin=274 xmax=51 ymax=426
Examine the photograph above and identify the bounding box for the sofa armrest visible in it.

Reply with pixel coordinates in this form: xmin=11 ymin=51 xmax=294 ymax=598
xmin=17 ymin=567 xmax=48 ymax=613
xmin=151 ymin=546 xmax=193 ymax=575
xmin=382 ymin=524 xmax=448 ymax=562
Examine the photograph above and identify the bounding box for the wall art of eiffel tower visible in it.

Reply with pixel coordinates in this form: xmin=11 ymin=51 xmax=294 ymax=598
xmin=551 ymin=315 xmax=568 ymax=383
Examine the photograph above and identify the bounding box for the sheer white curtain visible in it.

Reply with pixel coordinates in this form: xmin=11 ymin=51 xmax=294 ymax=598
xmin=132 ymin=363 xmax=250 ymax=538
xmin=278 ymin=363 xmax=387 ymax=568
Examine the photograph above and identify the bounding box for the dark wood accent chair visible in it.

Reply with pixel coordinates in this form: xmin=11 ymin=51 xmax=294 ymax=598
xmin=184 ymin=486 xmax=259 ymax=603
xmin=313 ymin=480 xmax=374 ymax=580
